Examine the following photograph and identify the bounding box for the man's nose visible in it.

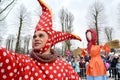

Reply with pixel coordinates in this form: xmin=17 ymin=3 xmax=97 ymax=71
xmin=34 ymin=36 xmax=40 ymax=40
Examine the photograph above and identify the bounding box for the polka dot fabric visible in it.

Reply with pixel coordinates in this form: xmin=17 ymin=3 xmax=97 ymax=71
xmin=34 ymin=0 xmax=81 ymax=54
xmin=0 ymin=48 xmax=81 ymax=80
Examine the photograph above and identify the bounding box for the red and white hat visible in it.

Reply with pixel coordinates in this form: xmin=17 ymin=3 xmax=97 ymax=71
xmin=35 ymin=0 xmax=81 ymax=54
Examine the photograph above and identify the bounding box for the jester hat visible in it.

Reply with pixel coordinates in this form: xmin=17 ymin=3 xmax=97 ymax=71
xmin=34 ymin=0 xmax=81 ymax=54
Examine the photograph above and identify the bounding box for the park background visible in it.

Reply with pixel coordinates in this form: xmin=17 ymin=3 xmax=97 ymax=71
xmin=0 ymin=0 xmax=120 ymax=54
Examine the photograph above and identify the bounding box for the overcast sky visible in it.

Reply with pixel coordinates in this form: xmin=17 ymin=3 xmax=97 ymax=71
xmin=28 ymin=0 xmax=120 ymax=37
xmin=25 ymin=0 xmax=120 ymax=47
xmin=0 ymin=0 xmax=120 ymax=48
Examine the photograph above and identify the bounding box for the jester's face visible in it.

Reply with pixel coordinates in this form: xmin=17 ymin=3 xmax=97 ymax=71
xmin=32 ymin=30 xmax=49 ymax=50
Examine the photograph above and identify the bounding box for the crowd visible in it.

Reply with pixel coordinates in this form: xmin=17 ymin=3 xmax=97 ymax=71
xmin=59 ymin=49 xmax=120 ymax=80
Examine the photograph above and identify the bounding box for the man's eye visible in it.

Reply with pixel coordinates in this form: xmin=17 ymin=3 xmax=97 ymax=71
xmin=33 ymin=34 xmax=44 ymax=39
xmin=33 ymin=35 xmax=36 ymax=39
xmin=39 ymin=34 xmax=44 ymax=38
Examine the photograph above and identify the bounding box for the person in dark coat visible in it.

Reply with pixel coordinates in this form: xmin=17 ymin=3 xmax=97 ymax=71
xmin=111 ymin=54 xmax=119 ymax=79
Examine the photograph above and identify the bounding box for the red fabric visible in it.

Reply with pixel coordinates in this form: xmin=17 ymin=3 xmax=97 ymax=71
xmin=86 ymin=29 xmax=97 ymax=44
xmin=86 ymin=29 xmax=97 ymax=54
xmin=80 ymin=48 xmax=86 ymax=57
xmin=34 ymin=0 xmax=81 ymax=54
xmin=0 ymin=48 xmax=81 ymax=80
xmin=66 ymin=50 xmax=70 ymax=55
xmin=86 ymin=45 xmax=106 ymax=76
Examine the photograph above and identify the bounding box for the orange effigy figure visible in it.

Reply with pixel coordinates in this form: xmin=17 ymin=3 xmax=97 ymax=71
xmin=85 ymin=29 xmax=110 ymax=80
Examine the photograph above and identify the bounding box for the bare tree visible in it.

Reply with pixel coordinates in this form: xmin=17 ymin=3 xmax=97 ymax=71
xmin=15 ymin=4 xmax=28 ymax=53
xmin=0 ymin=36 xmax=3 ymax=46
xmin=59 ymin=8 xmax=74 ymax=54
xmin=0 ymin=20 xmax=7 ymax=46
xmin=86 ymin=2 xmax=106 ymax=45
xmin=23 ymin=35 xmax=31 ymax=54
xmin=0 ymin=0 xmax=16 ymax=21
xmin=104 ymin=27 xmax=113 ymax=41
xmin=6 ymin=38 xmax=10 ymax=50
xmin=6 ymin=34 xmax=15 ymax=51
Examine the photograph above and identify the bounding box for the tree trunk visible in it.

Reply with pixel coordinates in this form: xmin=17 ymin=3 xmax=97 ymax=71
xmin=15 ymin=17 xmax=22 ymax=53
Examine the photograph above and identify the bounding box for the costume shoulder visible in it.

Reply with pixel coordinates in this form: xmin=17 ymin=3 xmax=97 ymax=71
xmin=0 ymin=47 xmax=18 ymax=79
xmin=0 ymin=47 xmax=20 ymax=60
xmin=0 ymin=47 xmax=30 ymax=79
xmin=57 ymin=59 xmax=81 ymax=80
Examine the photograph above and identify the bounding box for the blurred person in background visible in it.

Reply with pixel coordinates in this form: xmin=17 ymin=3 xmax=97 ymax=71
xmin=111 ymin=54 xmax=119 ymax=79
xmin=72 ymin=55 xmax=81 ymax=77
xmin=116 ymin=57 xmax=120 ymax=80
